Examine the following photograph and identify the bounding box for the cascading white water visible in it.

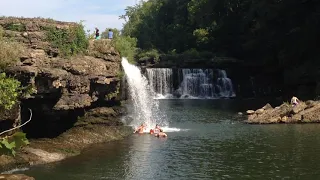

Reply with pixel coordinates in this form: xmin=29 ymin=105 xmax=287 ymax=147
xmin=146 ymin=68 xmax=173 ymax=99
xmin=215 ymin=70 xmax=236 ymax=97
xmin=121 ymin=58 xmax=167 ymax=129
xmin=179 ymin=69 xmax=213 ymax=98
xmin=146 ymin=68 xmax=236 ymax=99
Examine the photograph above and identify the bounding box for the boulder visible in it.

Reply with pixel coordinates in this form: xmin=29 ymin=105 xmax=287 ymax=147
xmin=255 ymin=108 xmax=264 ymax=114
xmin=305 ymin=100 xmax=318 ymax=108
xmin=246 ymin=101 xmax=320 ymax=124
xmin=246 ymin=110 xmax=255 ymax=115
xmin=292 ymin=102 xmax=307 ymax=114
xmin=262 ymin=103 xmax=273 ymax=110
xmin=281 ymin=116 xmax=288 ymax=123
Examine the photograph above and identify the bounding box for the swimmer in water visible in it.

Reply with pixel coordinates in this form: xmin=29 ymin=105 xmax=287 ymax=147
xmin=134 ymin=123 xmax=146 ymax=134
xmin=153 ymin=124 xmax=161 ymax=134
xmin=154 ymin=129 xmax=167 ymax=138
xmin=150 ymin=124 xmax=161 ymax=134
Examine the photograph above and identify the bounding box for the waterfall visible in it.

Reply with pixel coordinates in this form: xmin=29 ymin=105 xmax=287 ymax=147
xmin=146 ymin=68 xmax=173 ymax=99
xmin=146 ymin=68 xmax=236 ymax=99
xmin=121 ymin=58 xmax=167 ymax=129
xmin=215 ymin=70 xmax=236 ymax=98
xmin=179 ymin=69 xmax=213 ymax=98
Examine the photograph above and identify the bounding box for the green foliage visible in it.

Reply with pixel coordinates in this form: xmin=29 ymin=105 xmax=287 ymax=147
xmin=121 ymin=0 xmax=320 ymax=69
xmin=0 ymin=26 xmax=25 ymax=69
xmin=6 ymin=23 xmax=26 ymax=32
xmin=0 ymin=73 xmax=21 ymax=110
xmin=182 ymin=48 xmax=200 ymax=59
xmin=0 ymin=132 xmax=29 ymax=156
xmin=98 ymin=27 xmax=137 ymax=63
xmin=0 ymin=26 xmax=3 ymax=39
xmin=101 ymin=28 xmax=120 ymax=39
xmin=117 ymin=71 xmax=124 ymax=79
xmin=283 ymin=101 xmax=290 ymax=106
xmin=193 ymin=28 xmax=209 ymax=45
xmin=45 ymin=23 xmax=89 ymax=57
xmin=112 ymin=35 xmax=137 ymax=63
xmin=136 ymin=49 xmax=160 ymax=62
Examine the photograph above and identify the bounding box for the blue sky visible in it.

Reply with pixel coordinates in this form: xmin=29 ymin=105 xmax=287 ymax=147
xmin=0 ymin=0 xmax=142 ymax=33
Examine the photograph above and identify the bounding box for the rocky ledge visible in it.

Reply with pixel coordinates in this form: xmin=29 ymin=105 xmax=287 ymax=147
xmin=0 ymin=124 xmax=132 ymax=172
xmin=0 ymin=174 xmax=34 ymax=180
xmin=245 ymin=100 xmax=320 ymax=124
xmin=0 ymin=17 xmax=125 ymax=137
xmin=0 ymin=17 xmax=131 ymax=173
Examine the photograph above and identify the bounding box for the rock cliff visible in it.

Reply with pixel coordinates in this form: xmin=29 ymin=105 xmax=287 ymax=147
xmin=0 ymin=17 xmax=124 ymax=138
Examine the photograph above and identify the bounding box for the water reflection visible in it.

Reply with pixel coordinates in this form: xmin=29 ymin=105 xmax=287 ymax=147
xmin=22 ymin=99 xmax=320 ymax=179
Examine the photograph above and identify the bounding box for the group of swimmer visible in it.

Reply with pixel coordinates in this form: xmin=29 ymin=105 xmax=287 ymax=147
xmin=133 ymin=123 xmax=168 ymax=138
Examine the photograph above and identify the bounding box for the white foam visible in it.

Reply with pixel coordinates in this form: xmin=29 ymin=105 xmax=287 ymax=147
xmin=1 ymin=167 xmax=29 ymax=174
xmin=139 ymin=127 xmax=187 ymax=133
xmin=161 ymin=127 xmax=183 ymax=132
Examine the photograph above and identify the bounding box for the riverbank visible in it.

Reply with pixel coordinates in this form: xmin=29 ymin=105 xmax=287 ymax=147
xmin=245 ymin=100 xmax=320 ymax=124
xmin=0 ymin=125 xmax=132 ymax=172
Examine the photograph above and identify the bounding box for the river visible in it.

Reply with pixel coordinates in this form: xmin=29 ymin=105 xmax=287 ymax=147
xmin=18 ymin=99 xmax=320 ymax=179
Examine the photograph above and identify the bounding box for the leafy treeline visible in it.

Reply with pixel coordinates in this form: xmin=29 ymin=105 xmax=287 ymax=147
xmin=121 ymin=0 xmax=320 ymax=66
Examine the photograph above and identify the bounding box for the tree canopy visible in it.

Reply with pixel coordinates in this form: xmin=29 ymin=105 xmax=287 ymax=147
xmin=121 ymin=0 xmax=320 ymax=67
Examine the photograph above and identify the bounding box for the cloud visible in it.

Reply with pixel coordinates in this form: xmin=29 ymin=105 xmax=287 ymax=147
xmin=0 ymin=0 xmax=140 ymax=31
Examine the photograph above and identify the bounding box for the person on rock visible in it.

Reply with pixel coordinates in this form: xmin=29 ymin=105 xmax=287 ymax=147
xmin=291 ymin=96 xmax=300 ymax=106
xmin=155 ymin=129 xmax=167 ymax=138
xmin=95 ymin=27 xmax=100 ymax=39
xmin=134 ymin=123 xmax=146 ymax=134
xmin=108 ymin=29 xmax=113 ymax=39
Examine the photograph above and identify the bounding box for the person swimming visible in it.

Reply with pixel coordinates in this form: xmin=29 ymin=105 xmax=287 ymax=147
xmin=154 ymin=129 xmax=167 ymax=138
xmin=150 ymin=124 xmax=161 ymax=134
xmin=134 ymin=123 xmax=146 ymax=134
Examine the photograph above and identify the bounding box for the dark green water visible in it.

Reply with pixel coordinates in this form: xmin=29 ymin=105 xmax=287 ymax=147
xmin=19 ymin=99 xmax=320 ymax=179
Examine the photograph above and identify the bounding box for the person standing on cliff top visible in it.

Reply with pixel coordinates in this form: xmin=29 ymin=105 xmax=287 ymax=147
xmin=95 ymin=27 xmax=100 ymax=39
xmin=108 ymin=29 xmax=113 ymax=39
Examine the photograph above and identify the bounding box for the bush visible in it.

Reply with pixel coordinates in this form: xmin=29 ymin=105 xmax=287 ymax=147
xmin=182 ymin=48 xmax=200 ymax=59
xmin=6 ymin=23 xmax=26 ymax=32
xmin=45 ymin=23 xmax=89 ymax=57
xmin=112 ymin=35 xmax=137 ymax=63
xmin=136 ymin=49 xmax=160 ymax=63
xmin=0 ymin=26 xmax=25 ymax=69
xmin=0 ymin=73 xmax=21 ymax=110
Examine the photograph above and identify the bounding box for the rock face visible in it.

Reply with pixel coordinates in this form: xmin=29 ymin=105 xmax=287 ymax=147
xmin=0 ymin=174 xmax=34 ymax=180
xmin=246 ymin=101 xmax=320 ymax=124
xmin=0 ymin=125 xmax=132 ymax=172
xmin=0 ymin=17 xmax=124 ymax=138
